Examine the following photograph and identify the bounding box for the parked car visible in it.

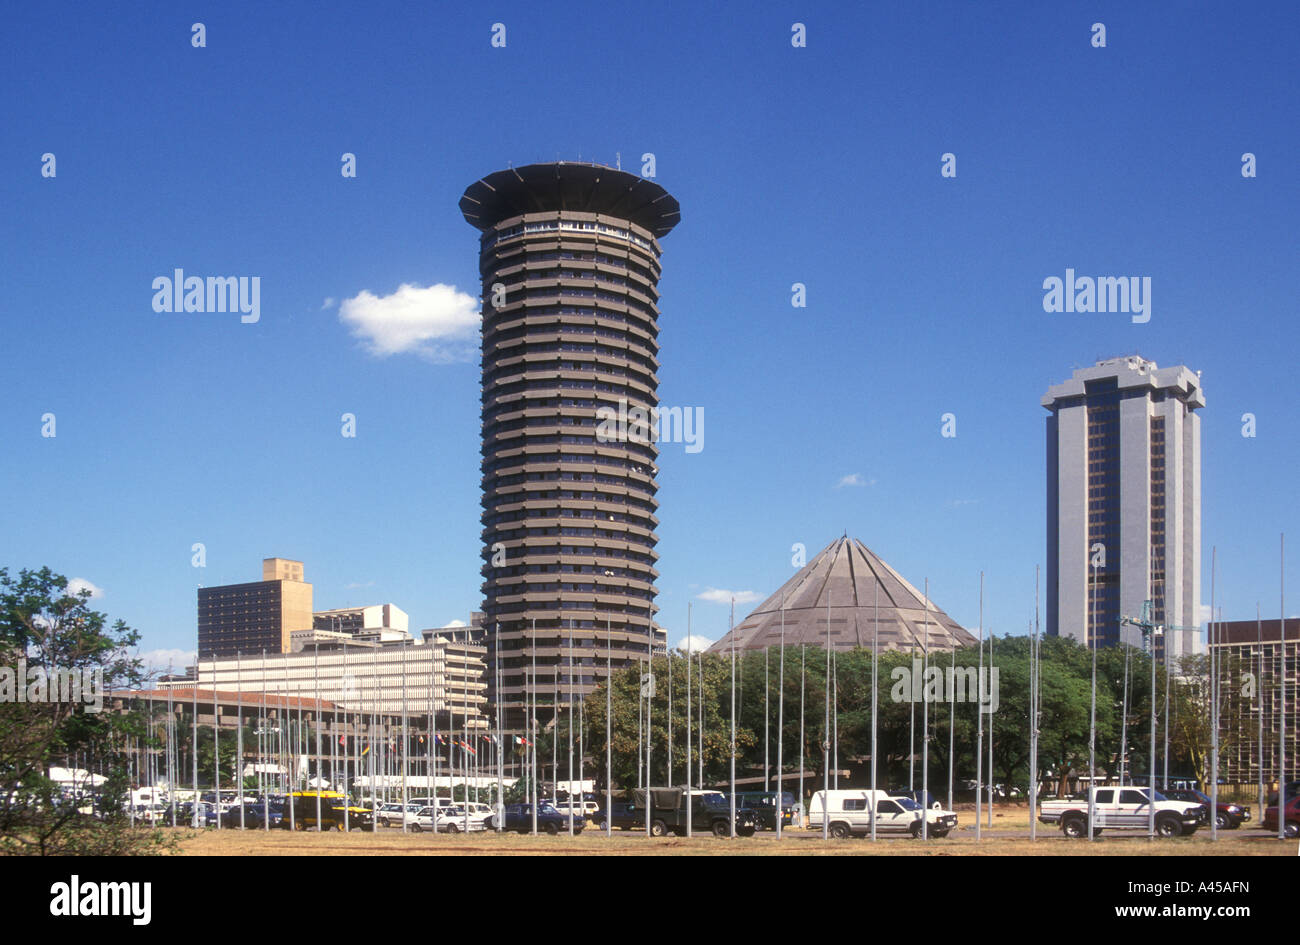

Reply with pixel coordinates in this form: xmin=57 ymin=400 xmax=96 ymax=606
xmin=595 ymin=799 xmax=645 ymax=831
xmin=280 ymin=791 xmax=375 ymax=831
xmin=498 ymin=802 xmax=583 ymax=835
xmin=179 ymin=801 xmax=220 ymax=827
xmin=1039 ymin=787 xmax=1202 ymax=838
xmin=435 ymin=805 xmax=491 ymax=833
xmin=734 ymin=791 xmax=796 ymax=830
xmin=631 ymin=788 xmax=757 ymax=838
xmin=552 ymin=797 xmax=600 ymax=822
xmin=809 ymin=789 xmax=958 ymax=838
xmin=1160 ymin=788 xmax=1249 ymax=829
xmin=376 ymin=803 xmax=425 ymax=828
xmin=1260 ymin=795 xmax=1300 ymax=838
xmin=220 ymin=803 xmax=284 ymax=829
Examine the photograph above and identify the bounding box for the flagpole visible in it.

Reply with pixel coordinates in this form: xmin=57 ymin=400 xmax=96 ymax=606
xmin=685 ymin=601 xmax=692 ymax=838
xmin=167 ymin=679 xmax=176 ymax=828
xmin=496 ymin=622 xmax=504 ymax=833
xmin=729 ymin=597 xmax=736 ymax=838
xmin=1029 ymin=573 xmax=1038 ymax=841
xmin=315 ymin=644 xmax=322 ymax=830
xmin=1089 ymin=558 xmax=1097 ymax=841
xmin=402 ymin=641 xmax=408 ymax=833
xmin=1201 ymin=553 xmax=1211 ymax=842
xmin=191 ymin=663 xmax=198 ymax=828
xmin=464 ymin=637 xmax=471 ymax=834
xmin=237 ymin=651 xmax=244 ymax=829
xmin=1256 ymin=604 xmax=1264 ymax=819
xmin=213 ymin=670 xmax=220 ymax=831
xmin=578 ymin=653 xmax=584 ymax=835
xmin=645 ymin=615 xmax=653 ymax=836
xmin=798 ymin=640 xmax=804 ymax=832
xmin=976 ymin=571 xmax=983 ymax=844
xmin=823 ymin=591 xmax=830 ymax=840
xmin=776 ymin=593 xmax=785 ymax=839
xmin=871 ymin=577 xmax=879 ymax=841
xmin=605 ymin=615 xmax=612 ymax=839
xmin=922 ymin=579 xmax=930 ymax=840
xmin=568 ymin=621 xmax=575 ymax=836
xmin=531 ymin=617 xmax=537 ymax=836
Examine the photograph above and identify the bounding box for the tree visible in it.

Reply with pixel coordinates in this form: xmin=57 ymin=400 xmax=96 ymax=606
xmin=0 ymin=566 xmax=175 ymax=855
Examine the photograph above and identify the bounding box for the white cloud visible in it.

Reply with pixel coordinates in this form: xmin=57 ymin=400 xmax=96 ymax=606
xmin=675 ymin=635 xmax=714 ymax=653
xmin=696 ymin=587 xmax=761 ymax=605
xmin=443 ymin=619 xmax=467 ymax=628
xmin=138 ymin=648 xmax=195 ymax=676
xmin=339 ymin=282 xmax=480 ymax=362
xmin=344 ymin=581 xmax=375 ymax=590
xmin=322 ymin=297 xmax=337 ymax=310
xmin=1198 ymin=604 xmax=1213 ymax=624
xmin=65 ymin=578 xmax=104 ymax=599
xmin=836 ymin=473 xmax=875 ymax=488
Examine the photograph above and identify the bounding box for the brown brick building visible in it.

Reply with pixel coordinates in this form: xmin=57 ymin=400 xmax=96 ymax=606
xmin=197 ymin=558 xmax=313 ymax=659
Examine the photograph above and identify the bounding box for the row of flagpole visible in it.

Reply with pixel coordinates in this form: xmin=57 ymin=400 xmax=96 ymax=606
xmin=131 ymin=537 xmax=1292 ymax=843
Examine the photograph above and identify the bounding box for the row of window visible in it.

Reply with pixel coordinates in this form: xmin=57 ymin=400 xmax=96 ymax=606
xmin=486 ymin=219 xmax=656 ymax=252
xmin=485 ymin=524 xmax=657 ymax=544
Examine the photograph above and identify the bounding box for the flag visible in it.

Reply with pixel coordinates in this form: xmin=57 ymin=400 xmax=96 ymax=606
xmin=338 ymin=735 xmax=345 ymax=746
xmin=361 ymin=745 xmax=370 ymax=756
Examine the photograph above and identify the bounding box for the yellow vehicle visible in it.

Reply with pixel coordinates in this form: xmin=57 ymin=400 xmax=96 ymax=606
xmin=282 ymin=791 xmax=375 ymax=831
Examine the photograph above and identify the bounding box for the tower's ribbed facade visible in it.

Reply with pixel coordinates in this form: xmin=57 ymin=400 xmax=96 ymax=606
xmin=460 ymin=162 xmax=680 ymax=729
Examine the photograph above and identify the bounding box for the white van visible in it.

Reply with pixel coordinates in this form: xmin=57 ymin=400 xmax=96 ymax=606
xmin=808 ymin=789 xmax=958 ymax=839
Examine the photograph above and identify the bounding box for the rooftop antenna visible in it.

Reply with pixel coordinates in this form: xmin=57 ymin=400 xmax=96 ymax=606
xmin=616 ymin=151 xmax=621 ymax=171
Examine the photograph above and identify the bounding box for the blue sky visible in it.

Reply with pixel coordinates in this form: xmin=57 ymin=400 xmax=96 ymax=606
xmin=3 ymin=1 xmax=1297 ymax=666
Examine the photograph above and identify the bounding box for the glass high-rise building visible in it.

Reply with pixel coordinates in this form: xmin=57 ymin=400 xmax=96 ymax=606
xmin=460 ymin=162 xmax=680 ymax=729
xmin=1043 ymin=356 xmax=1204 ymax=656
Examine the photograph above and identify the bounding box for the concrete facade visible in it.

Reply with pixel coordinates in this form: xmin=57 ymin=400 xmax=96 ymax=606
xmin=172 ymin=638 xmax=487 ymax=723
xmin=461 ymin=162 xmax=680 ymax=729
xmin=1043 ymin=356 xmax=1204 ymax=656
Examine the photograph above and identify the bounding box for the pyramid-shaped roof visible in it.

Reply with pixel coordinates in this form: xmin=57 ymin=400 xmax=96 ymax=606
xmin=708 ymin=537 xmax=977 ymax=654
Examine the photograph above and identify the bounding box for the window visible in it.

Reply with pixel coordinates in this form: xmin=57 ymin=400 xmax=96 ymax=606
xmin=875 ymin=800 xmax=900 ymax=814
xmin=843 ymin=798 xmax=867 ymax=811
xmin=1095 ymin=790 xmax=1114 ymax=804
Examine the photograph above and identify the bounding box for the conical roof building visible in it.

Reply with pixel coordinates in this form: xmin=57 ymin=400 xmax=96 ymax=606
xmin=708 ymin=537 xmax=977 ymax=653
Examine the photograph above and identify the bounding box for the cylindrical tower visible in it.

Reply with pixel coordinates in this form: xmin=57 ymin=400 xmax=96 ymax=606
xmin=460 ymin=162 xmax=681 ymax=731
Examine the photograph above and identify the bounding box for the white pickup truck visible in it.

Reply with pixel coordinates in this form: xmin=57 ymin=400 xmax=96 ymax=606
xmin=809 ymin=789 xmax=959 ymax=838
xmin=1039 ymin=786 xmax=1203 ymax=838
